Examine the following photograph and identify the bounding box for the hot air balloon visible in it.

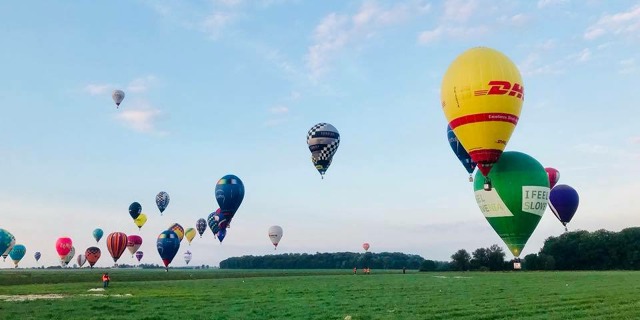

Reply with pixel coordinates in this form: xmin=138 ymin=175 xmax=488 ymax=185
xmin=55 ymin=237 xmax=73 ymax=262
xmin=184 ymin=250 xmax=192 ymax=265
xmin=156 ymin=191 xmax=170 ymax=215
xmin=362 ymin=243 xmax=370 ymax=252
xmin=549 ymin=184 xmax=580 ymax=232
xmin=135 ymin=251 xmax=144 ymax=262
xmin=126 ymin=235 xmax=143 ymax=257
xmin=168 ymin=223 xmax=185 ymax=242
xmin=447 ymin=125 xmax=477 ymax=181
xmin=185 ymin=228 xmax=196 ymax=245
xmin=93 ymin=228 xmax=104 ymax=243
xmin=307 ymin=123 xmax=340 ymax=179
xmin=217 ymin=228 xmax=227 ymax=243
xmin=134 ymin=213 xmax=148 ymax=230
xmin=129 ymin=202 xmax=142 ymax=220
xmin=112 ymin=89 xmax=125 ymax=107
xmin=196 ymin=218 xmax=207 ymax=238
xmin=473 ymin=151 xmax=549 ymax=258
xmin=77 ymin=254 xmax=87 ymax=268
xmin=85 ymin=247 xmax=101 ymax=268
xmin=207 ymin=210 xmax=221 ymax=238
xmin=0 ymin=229 xmax=15 ymax=261
xmin=9 ymin=244 xmax=26 ymax=268
xmin=106 ymin=232 xmax=128 ymax=264
xmin=268 ymin=226 xmax=283 ymax=249
xmin=545 ymin=167 xmax=560 ymax=189
xmin=62 ymin=246 xmax=75 ymax=267
xmin=215 ymin=175 xmax=245 ymax=220
xmin=157 ymin=230 xmax=180 ymax=271
xmin=442 ymin=47 xmax=524 ymax=190
xmin=34 ymin=251 xmax=41 ymax=262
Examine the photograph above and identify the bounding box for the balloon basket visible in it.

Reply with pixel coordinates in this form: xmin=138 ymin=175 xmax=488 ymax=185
xmin=483 ymin=178 xmax=492 ymax=191
xmin=468 ymin=175 xmax=473 ymax=182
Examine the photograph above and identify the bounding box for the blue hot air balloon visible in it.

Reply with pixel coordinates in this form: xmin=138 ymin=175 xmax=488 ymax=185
xmin=207 ymin=210 xmax=221 ymax=238
xmin=129 ymin=202 xmax=142 ymax=219
xmin=217 ymin=229 xmax=227 ymax=243
xmin=9 ymin=244 xmax=26 ymax=268
xmin=34 ymin=251 xmax=41 ymax=262
xmin=157 ymin=230 xmax=180 ymax=271
xmin=156 ymin=191 xmax=170 ymax=215
xmin=447 ymin=125 xmax=477 ymax=181
xmin=215 ymin=175 xmax=244 ymax=219
xmin=93 ymin=228 xmax=104 ymax=243
xmin=549 ymin=184 xmax=580 ymax=231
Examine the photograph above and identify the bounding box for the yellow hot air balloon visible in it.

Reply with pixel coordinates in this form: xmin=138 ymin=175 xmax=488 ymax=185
xmin=185 ymin=228 xmax=196 ymax=245
xmin=441 ymin=47 xmax=524 ymax=190
xmin=134 ymin=213 xmax=148 ymax=230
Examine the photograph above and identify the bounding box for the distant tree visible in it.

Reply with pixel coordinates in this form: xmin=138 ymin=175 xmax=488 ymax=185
xmin=450 ymin=249 xmax=471 ymax=271
xmin=470 ymin=248 xmax=489 ymax=270
xmin=420 ymin=260 xmax=437 ymax=272
xmin=523 ymin=254 xmax=539 ymax=270
xmin=487 ymin=244 xmax=506 ymax=271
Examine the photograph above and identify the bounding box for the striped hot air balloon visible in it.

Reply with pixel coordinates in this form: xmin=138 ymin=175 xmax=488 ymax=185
xmin=106 ymin=232 xmax=128 ymax=264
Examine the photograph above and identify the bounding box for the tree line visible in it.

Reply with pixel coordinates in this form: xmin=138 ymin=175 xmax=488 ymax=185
xmin=219 ymin=252 xmax=424 ymax=269
xmin=423 ymin=227 xmax=640 ymax=271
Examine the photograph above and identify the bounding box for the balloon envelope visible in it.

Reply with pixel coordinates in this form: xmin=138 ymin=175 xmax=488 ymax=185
xmin=135 ymin=251 xmax=144 ymax=262
xmin=168 ymin=223 xmax=185 ymax=241
xmin=184 ymin=250 xmax=192 ymax=264
xmin=215 ymin=175 xmax=245 ymax=219
xmin=207 ymin=210 xmax=221 ymax=237
xmin=129 ymin=202 xmax=142 ymax=220
xmin=55 ymin=237 xmax=73 ymax=259
xmin=63 ymin=246 xmax=75 ymax=266
xmin=85 ymin=247 xmax=101 ymax=267
xmin=268 ymin=226 xmax=283 ymax=248
xmin=0 ymin=229 xmax=15 ymax=260
xmin=112 ymin=89 xmax=125 ymax=106
xmin=307 ymin=123 xmax=340 ymax=177
xmin=157 ymin=230 xmax=180 ymax=268
xmin=185 ymin=228 xmax=196 ymax=245
xmin=447 ymin=125 xmax=477 ymax=176
xmin=549 ymin=184 xmax=579 ymax=227
xmin=442 ymin=47 xmax=524 ymax=177
xmin=196 ymin=218 xmax=207 ymax=238
xmin=106 ymin=232 xmax=128 ymax=263
xmin=9 ymin=244 xmax=26 ymax=267
xmin=362 ymin=243 xmax=370 ymax=252
xmin=77 ymin=254 xmax=86 ymax=268
xmin=156 ymin=191 xmax=170 ymax=214
xmin=473 ymin=151 xmax=549 ymax=257
xmin=93 ymin=228 xmax=104 ymax=243
xmin=545 ymin=167 xmax=560 ymax=189
xmin=34 ymin=251 xmax=41 ymax=262
xmin=134 ymin=213 xmax=148 ymax=230
xmin=126 ymin=235 xmax=143 ymax=256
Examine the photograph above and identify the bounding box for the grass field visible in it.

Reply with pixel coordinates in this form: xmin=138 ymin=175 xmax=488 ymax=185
xmin=1 ymin=269 xmax=639 ymax=319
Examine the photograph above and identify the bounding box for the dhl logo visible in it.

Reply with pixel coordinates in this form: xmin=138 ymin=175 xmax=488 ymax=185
xmin=474 ymin=81 xmax=524 ymax=101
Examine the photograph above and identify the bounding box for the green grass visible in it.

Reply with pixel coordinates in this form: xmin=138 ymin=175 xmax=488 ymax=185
xmin=1 ymin=269 xmax=639 ymax=319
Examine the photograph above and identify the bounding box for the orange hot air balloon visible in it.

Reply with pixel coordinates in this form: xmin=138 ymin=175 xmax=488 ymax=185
xmin=106 ymin=232 xmax=128 ymax=263
xmin=55 ymin=237 xmax=73 ymax=260
xmin=85 ymin=247 xmax=101 ymax=268
xmin=441 ymin=47 xmax=524 ymax=190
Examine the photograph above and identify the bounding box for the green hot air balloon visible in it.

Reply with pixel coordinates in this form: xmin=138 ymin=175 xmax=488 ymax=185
xmin=473 ymin=151 xmax=549 ymax=258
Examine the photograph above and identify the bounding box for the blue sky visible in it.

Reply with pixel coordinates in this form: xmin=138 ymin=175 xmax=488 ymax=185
xmin=1 ymin=0 xmax=639 ymax=268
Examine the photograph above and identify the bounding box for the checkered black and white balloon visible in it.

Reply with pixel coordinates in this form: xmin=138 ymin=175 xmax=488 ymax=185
xmin=307 ymin=123 xmax=340 ymax=178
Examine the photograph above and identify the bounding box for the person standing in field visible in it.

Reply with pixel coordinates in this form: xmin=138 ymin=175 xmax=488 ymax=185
xmin=353 ymin=267 xmax=357 ymax=275
xmin=403 ymin=267 xmax=406 ymax=274
xmin=102 ymin=273 xmax=110 ymax=288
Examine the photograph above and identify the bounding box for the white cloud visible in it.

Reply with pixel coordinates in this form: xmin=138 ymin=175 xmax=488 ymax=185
xmin=518 ymin=53 xmax=565 ymax=76
xmin=537 ymin=0 xmax=569 ymax=9
xmin=618 ymin=58 xmax=637 ymax=74
xmin=443 ymin=0 xmax=478 ymax=23
xmin=584 ymin=4 xmax=640 ymax=40
xmin=568 ymin=48 xmax=592 ymax=63
xmin=84 ymin=84 xmax=112 ymax=95
xmin=115 ymin=100 xmax=164 ymax=134
xmin=269 ymin=105 xmax=289 ymax=114
xmin=201 ymin=12 xmax=236 ymax=39
xmin=417 ymin=25 xmax=489 ymax=44
xmin=306 ymin=0 xmax=430 ymax=79
xmin=502 ymin=13 xmax=530 ymax=27
xmin=127 ymin=75 xmax=158 ymax=93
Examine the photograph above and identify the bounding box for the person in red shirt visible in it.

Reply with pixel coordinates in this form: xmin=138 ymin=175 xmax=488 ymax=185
xmin=102 ymin=273 xmax=110 ymax=288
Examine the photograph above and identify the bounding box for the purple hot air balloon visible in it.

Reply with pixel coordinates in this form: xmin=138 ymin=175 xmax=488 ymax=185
xmin=549 ymin=184 xmax=580 ymax=231
xmin=135 ymin=251 xmax=144 ymax=262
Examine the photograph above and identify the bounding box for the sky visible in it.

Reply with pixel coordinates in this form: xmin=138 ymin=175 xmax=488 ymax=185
xmin=1 ymin=0 xmax=639 ymax=269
